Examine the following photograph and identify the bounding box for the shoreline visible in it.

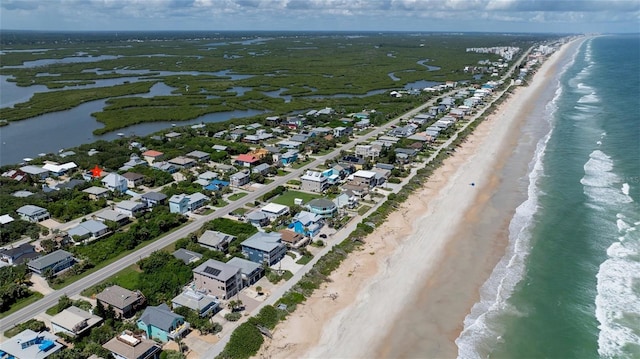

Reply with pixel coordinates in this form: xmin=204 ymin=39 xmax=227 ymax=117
xmin=255 ymin=39 xmax=583 ymax=359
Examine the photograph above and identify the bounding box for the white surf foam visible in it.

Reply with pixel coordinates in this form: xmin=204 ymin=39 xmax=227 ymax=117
xmin=578 ymin=93 xmax=600 ymax=103
xmin=581 ymin=150 xmax=633 ymax=206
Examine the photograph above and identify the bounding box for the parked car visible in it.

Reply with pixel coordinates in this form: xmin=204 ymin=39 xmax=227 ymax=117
xmin=319 ymin=234 xmax=327 ymax=239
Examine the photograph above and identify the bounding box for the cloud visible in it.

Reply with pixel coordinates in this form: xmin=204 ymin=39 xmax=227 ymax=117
xmin=2 ymin=0 xmax=39 ymax=10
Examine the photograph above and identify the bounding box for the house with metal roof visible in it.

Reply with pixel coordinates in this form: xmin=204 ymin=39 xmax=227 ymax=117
xmin=193 ymin=259 xmax=243 ymax=299
xmin=300 ymin=170 xmax=329 ymax=193
xmin=0 ymin=243 xmax=39 ymax=265
xmin=27 ymin=250 xmax=75 ymax=276
xmin=198 ymin=230 xmax=236 ymax=252
xmin=171 ymin=289 xmax=219 ymax=317
xmin=172 ymin=248 xmax=202 ymax=265
xmin=83 ymin=186 xmax=110 ymax=200
xmin=67 ymin=220 xmax=110 ymax=242
xmin=20 ymin=165 xmax=50 ymax=180
xmin=168 ymin=156 xmax=196 ymax=169
xmin=169 ymin=194 xmax=189 ymax=214
xmin=289 ymin=210 xmax=323 ymax=237
xmin=96 ymin=285 xmax=146 ymax=319
xmin=115 ymin=200 xmax=146 ymax=218
xmin=187 ymin=192 xmax=210 ymax=212
xmin=230 ymin=171 xmax=250 ymax=187
xmin=186 ymin=150 xmax=210 ymax=162
xmin=0 ymin=329 xmax=63 ymax=359
xmin=95 ymin=209 xmax=129 ymax=227
xmin=102 ymin=173 xmax=128 ymax=192
xmin=16 ymin=204 xmax=50 ymax=222
xmin=51 ymin=306 xmax=102 ymax=337
xmin=241 ymin=232 xmax=287 ymax=266
xmin=245 ymin=210 xmax=270 ymax=228
xmin=140 ymin=192 xmax=167 ymax=208
xmin=136 ymin=303 xmax=189 ymax=342
xmin=260 ymin=203 xmax=290 ymax=219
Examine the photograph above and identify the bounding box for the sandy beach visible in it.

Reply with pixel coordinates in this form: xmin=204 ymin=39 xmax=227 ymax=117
xmin=255 ymin=39 xmax=582 ymax=359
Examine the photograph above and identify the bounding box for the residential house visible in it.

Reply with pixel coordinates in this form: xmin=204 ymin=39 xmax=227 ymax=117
xmin=290 ymin=133 xmax=312 ymax=143
xmin=27 ymin=250 xmax=75 ymax=276
xmin=193 ymin=259 xmax=243 ymax=299
xmin=279 ymin=150 xmax=298 ymax=165
xmin=265 ymin=115 xmax=281 ymax=125
xmin=172 ymin=248 xmax=203 ymax=265
xmin=120 ymin=154 xmax=147 ymax=171
xmin=171 ymin=289 xmax=219 ymax=317
xmin=0 ymin=243 xmax=39 ymax=265
xmin=278 ymin=229 xmax=307 ymax=248
xmin=227 ymin=257 xmax=264 ymax=287
xmin=1 ymin=169 xmax=27 ymax=182
xmin=212 ymin=144 xmax=228 ymax=152
xmin=260 ymin=203 xmax=290 ymax=219
xmin=102 ymin=332 xmax=161 ymax=359
xmin=333 ymin=126 xmax=352 ymax=137
xmin=241 ymin=232 xmax=287 ymax=266
xmin=351 ymin=170 xmax=378 ymax=187
xmin=186 ymin=150 xmax=210 ymax=162
xmin=355 ymin=144 xmax=381 ymax=159
xmin=387 ymin=125 xmax=416 ymax=138
xmin=229 ymin=128 xmax=247 ymax=141
xmin=235 ymin=153 xmax=260 ymax=167
xmin=165 ymin=131 xmax=181 ymax=140
xmin=198 ymin=230 xmax=236 ymax=252
xmin=169 ymin=194 xmax=189 ymax=214
xmin=168 ymin=156 xmax=196 ymax=169
xmin=355 ymin=118 xmax=370 ymax=128
xmin=306 ymin=198 xmax=338 ymax=218
xmin=0 ymin=329 xmax=63 ymax=359
xmin=395 ymin=148 xmax=419 ymax=164
xmin=300 ymin=170 xmax=329 ymax=193
xmin=95 ymin=209 xmax=129 ymax=227
xmin=252 ymin=163 xmax=271 ymax=176
xmin=140 ymin=192 xmax=167 ymax=208
xmin=67 ymin=220 xmax=110 ymax=242
xmin=333 ymin=192 xmax=358 ymax=209
xmin=136 ymin=304 xmax=190 ymax=342
xmin=20 ymin=165 xmax=50 ymax=180
xmin=230 ymin=171 xmax=250 ymax=187
xmin=51 ymin=306 xmax=102 ymax=337
xmin=151 ymin=161 xmax=177 ymax=173
xmin=375 ymin=163 xmax=395 ymax=171
xmin=16 ymin=205 xmax=50 ymax=222
xmin=83 ymin=186 xmax=110 ymax=200
xmin=277 ymin=140 xmax=303 ymax=149
xmin=245 ymin=211 xmax=270 ymax=227
xmin=43 ymin=161 xmax=77 ymax=176
xmin=96 ymin=285 xmax=146 ymax=318
xmin=289 ymin=210 xmax=323 ymax=237
xmin=243 ymin=129 xmax=273 ymax=143
xmin=142 ymin=150 xmax=164 ymax=164
xmin=102 ymin=173 xmax=128 ymax=192
xmin=341 ymin=183 xmax=369 ymax=198
xmin=204 ymin=179 xmax=230 ymax=191
xmin=339 ymin=155 xmax=366 ymax=170
xmin=187 ymin=192 xmax=210 ymax=211
xmin=198 ymin=171 xmax=218 ymax=181
xmin=115 ymin=200 xmax=146 ymax=218
xmin=310 ymin=127 xmax=332 ymax=136
xmin=122 ymin=172 xmax=145 ymax=188
xmin=52 ymin=179 xmax=84 ymax=192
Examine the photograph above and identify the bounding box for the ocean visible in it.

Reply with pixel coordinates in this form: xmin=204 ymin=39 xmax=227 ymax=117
xmin=456 ymin=35 xmax=640 ymax=358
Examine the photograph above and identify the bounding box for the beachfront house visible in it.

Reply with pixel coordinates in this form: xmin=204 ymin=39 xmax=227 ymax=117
xmin=171 ymin=289 xmax=219 ymax=317
xmin=102 ymin=333 xmax=161 ymax=359
xmin=193 ymin=259 xmax=243 ymax=300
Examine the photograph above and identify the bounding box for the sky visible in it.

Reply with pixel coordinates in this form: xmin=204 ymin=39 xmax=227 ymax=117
xmin=1 ymin=0 xmax=639 ymax=34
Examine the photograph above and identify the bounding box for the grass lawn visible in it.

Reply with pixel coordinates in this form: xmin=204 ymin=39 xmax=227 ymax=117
xmin=276 ymin=169 xmax=288 ymax=176
xmin=296 ymin=254 xmax=313 ymax=265
xmin=0 ymin=292 xmax=44 ymax=319
xmin=272 ymin=190 xmax=321 ymax=206
xmin=358 ymin=205 xmax=372 ymax=216
xmin=228 ymin=192 xmax=248 ymax=201
xmin=291 ymin=159 xmax=313 ymax=169
xmin=233 ymin=207 xmax=248 ymax=215
xmin=213 ymin=200 xmax=229 ymax=207
xmin=81 ymin=265 xmax=141 ymax=297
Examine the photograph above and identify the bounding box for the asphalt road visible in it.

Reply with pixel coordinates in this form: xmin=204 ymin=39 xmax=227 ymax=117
xmin=0 ymin=90 xmax=443 ymax=334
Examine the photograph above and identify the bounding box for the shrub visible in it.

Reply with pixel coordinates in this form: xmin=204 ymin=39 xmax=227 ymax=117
xmin=225 ymin=312 xmax=242 ymax=322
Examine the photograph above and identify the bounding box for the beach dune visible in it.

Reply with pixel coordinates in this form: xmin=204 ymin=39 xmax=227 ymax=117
xmin=256 ymin=39 xmax=581 ymax=359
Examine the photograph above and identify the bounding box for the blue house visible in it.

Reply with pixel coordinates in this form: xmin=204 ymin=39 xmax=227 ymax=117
xmin=241 ymin=232 xmax=287 ymax=266
xmin=289 ymin=210 xmax=323 ymax=237
xmin=205 ymin=179 xmax=230 ymax=191
xmin=137 ymin=303 xmax=190 ymax=342
xmin=280 ymin=150 xmax=299 ymax=166
xmin=169 ymin=194 xmax=189 ymax=214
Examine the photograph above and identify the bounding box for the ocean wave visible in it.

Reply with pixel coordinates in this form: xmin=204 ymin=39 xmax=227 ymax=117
xmin=455 ymin=82 xmax=563 ymax=359
xmin=580 ymin=150 xmax=633 ymax=206
xmin=596 ymin=214 xmax=640 ymax=359
xmin=578 ymin=93 xmax=600 ymax=103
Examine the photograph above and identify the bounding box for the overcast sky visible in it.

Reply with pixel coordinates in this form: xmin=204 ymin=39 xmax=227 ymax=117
xmin=1 ymin=0 xmax=638 ymax=34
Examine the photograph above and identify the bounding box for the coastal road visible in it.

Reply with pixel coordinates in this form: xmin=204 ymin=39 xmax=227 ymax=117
xmin=0 ymin=89 xmax=449 ymax=334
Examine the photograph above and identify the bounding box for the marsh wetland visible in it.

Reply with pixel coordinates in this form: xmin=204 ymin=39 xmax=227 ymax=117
xmin=0 ymin=31 xmax=547 ymax=164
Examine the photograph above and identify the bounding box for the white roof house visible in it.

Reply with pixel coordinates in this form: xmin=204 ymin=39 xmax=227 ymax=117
xmin=51 ymin=306 xmax=102 ymax=337
xmin=260 ymin=203 xmax=290 ymax=219
xmin=101 ymin=173 xmax=128 ymax=192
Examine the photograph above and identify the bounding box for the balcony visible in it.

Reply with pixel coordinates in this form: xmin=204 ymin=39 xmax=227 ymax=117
xmin=167 ymin=321 xmax=190 ymax=340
